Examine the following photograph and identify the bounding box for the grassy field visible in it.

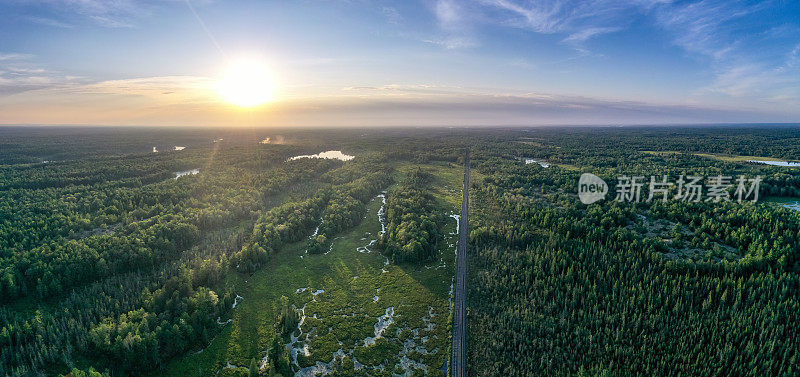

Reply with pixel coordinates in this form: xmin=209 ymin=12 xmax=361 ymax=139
xmin=642 ymin=150 xmax=799 ymax=164
xmin=161 ymin=162 xmax=462 ymax=377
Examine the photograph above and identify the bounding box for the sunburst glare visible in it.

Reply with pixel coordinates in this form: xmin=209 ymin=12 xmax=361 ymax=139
xmin=216 ymin=58 xmax=276 ymax=108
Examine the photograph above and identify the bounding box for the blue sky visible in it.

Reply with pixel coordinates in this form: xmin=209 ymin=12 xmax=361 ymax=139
xmin=0 ymin=0 xmax=799 ymax=126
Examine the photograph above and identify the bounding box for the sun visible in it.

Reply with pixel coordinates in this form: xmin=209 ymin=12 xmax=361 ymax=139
xmin=216 ymin=59 xmax=276 ymax=108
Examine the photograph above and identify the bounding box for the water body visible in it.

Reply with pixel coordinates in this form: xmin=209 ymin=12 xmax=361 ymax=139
xmin=174 ymin=168 xmax=199 ymax=179
xmin=288 ymin=150 xmax=354 ymax=161
xmin=377 ymin=193 xmax=386 ymax=235
xmin=520 ymin=157 xmax=550 ymax=168
xmin=232 ymin=294 xmax=243 ymax=308
xmin=362 ymin=307 xmax=395 ymax=346
xmin=449 ymin=214 xmax=460 ymax=235
xmin=748 ymin=160 xmax=800 ymax=167
xmin=782 ymin=202 xmax=800 ymax=212
xmin=356 ymin=194 xmax=385 ymax=254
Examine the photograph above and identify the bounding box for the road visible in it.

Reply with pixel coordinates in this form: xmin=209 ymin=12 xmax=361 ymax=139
xmin=452 ymin=149 xmax=469 ymax=377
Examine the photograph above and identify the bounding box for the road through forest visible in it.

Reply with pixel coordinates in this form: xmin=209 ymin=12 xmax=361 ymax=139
xmin=452 ymin=149 xmax=469 ymax=377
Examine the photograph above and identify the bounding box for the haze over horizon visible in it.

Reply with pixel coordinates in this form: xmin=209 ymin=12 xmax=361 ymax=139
xmin=1 ymin=0 xmax=799 ymax=127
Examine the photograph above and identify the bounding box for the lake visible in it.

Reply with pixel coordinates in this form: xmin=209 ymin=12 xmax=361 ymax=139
xmin=288 ymin=150 xmax=354 ymax=161
xmin=174 ymin=168 xmax=200 ymax=178
xmin=748 ymin=160 xmax=800 ymax=167
xmin=519 ymin=157 xmax=550 ymax=168
xmin=783 ymin=202 xmax=800 ymax=211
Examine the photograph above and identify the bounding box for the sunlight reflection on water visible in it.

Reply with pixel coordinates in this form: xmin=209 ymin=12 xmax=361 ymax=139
xmin=288 ymin=150 xmax=354 ymax=161
xmin=748 ymin=160 xmax=800 ymax=167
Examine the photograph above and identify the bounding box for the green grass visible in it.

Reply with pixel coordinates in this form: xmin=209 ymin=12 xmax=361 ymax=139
xmin=161 ymin=163 xmax=462 ymax=377
xmin=640 ymin=150 xmax=684 ymax=156
xmin=693 ymin=153 xmax=790 ymax=162
xmin=642 ymin=150 xmax=798 ymax=164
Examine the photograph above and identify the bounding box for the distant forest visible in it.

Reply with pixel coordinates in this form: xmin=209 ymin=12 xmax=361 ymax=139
xmin=1 ymin=125 xmax=799 ymax=377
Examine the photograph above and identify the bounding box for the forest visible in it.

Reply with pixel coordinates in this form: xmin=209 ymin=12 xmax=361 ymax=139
xmin=466 ymin=126 xmax=800 ymax=377
xmin=379 ymin=168 xmax=446 ymax=263
xmin=1 ymin=125 xmax=799 ymax=376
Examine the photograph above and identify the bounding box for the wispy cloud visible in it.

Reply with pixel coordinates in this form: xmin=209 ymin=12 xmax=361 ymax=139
xmin=650 ymin=1 xmax=800 ymax=105
xmin=59 ymin=0 xmax=141 ymax=27
xmin=26 ymin=16 xmax=74 ymax=28
xmin=0 ymin=53 xmax=76 ymax=95
xmin=0 ymin=53 xmax=34 ymax=61
xmin=382 ymin=6 xmax=402 ymax=25
xmin=483 ymin=0 xmax=569 ymax=33
xmin=701 ymin=46 xmax=800 ymax=105
xmin=74 ymin=76 xmax=214 ymax=98
xmin=429 ymin=0 xmax=478 ymax=49
xmin=429 ymin=0 xmax=660 ymax=51
xmin=21 ymin=0 xmax=197 ymax=28
xmin=562 ymin=26 xmax=622 ymax=54
xmin=563 ymin=27 xmax=622 ymax=44
xmin=0 ymin=69 xmax=82 ymax=95
xmin=788 ymin=43 xmax=800 ymax=68
xmin=652 ymin=0 xmax=747 ymax=60
xmin=0 ymin=72 xmax=74 ymax=95
xmin=423 ymin=0 xmax=799 ymax=107
xmin=480 ymin=0 xmax=669 ymax=32
xmin=425 ymin=0 xmax=765 ymax=59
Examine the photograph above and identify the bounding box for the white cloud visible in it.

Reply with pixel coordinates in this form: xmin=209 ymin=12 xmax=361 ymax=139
xmin=483 ymin=0 xmax=568 ymax=33
xmin=430 ymin=0 xmax=478 ymax=49
xmin=0 ymin=57 xmax=215 ymax=101
xmin=787 ymin=43 xmax=800 ymax=68
xmin=59 ymin=0 xmax=141 ymax=27
xmin=481 ymin=0 xmax=666 ymax=33
xmin=652 ymin=0 xmax=746 ymax=59
xmin=26 ymin=16 xmax=74 ymax=28
xmin=0 ymin=54 xmax=77 ymax=95
xmin=75 ymin=76 xmax=214 ymax=96
xmin=563 ymin=27 xmax=622 ymax=44
xmin=382 ymin=6 xmax=402 ymax=25
xmin=429 ymin=0 xmax=660 ymax=51
xmin=650 ymin=1 xmax=800 ymax=106
xmin=0 ymin=53 xmax=34 ymax=61
xmin=423 ymin=0 xmax=799 ymax=107
xmin=702 ymin=60 xmax=800 ymax=105
xmin=20 ymin=0 xmax=210 ymax=28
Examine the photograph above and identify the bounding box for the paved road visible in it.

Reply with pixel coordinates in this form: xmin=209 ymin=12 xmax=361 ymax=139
xmin=452 ymin=149 xmax=469 ymax=377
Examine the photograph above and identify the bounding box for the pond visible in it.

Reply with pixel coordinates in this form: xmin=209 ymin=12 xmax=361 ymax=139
xmin=288 ymin=150 xmax=354 ymax=161
xmin=747 ymin=160 xmax=800 ymax=167
xmin=174 ymin=168 xmax=199 ymax=179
